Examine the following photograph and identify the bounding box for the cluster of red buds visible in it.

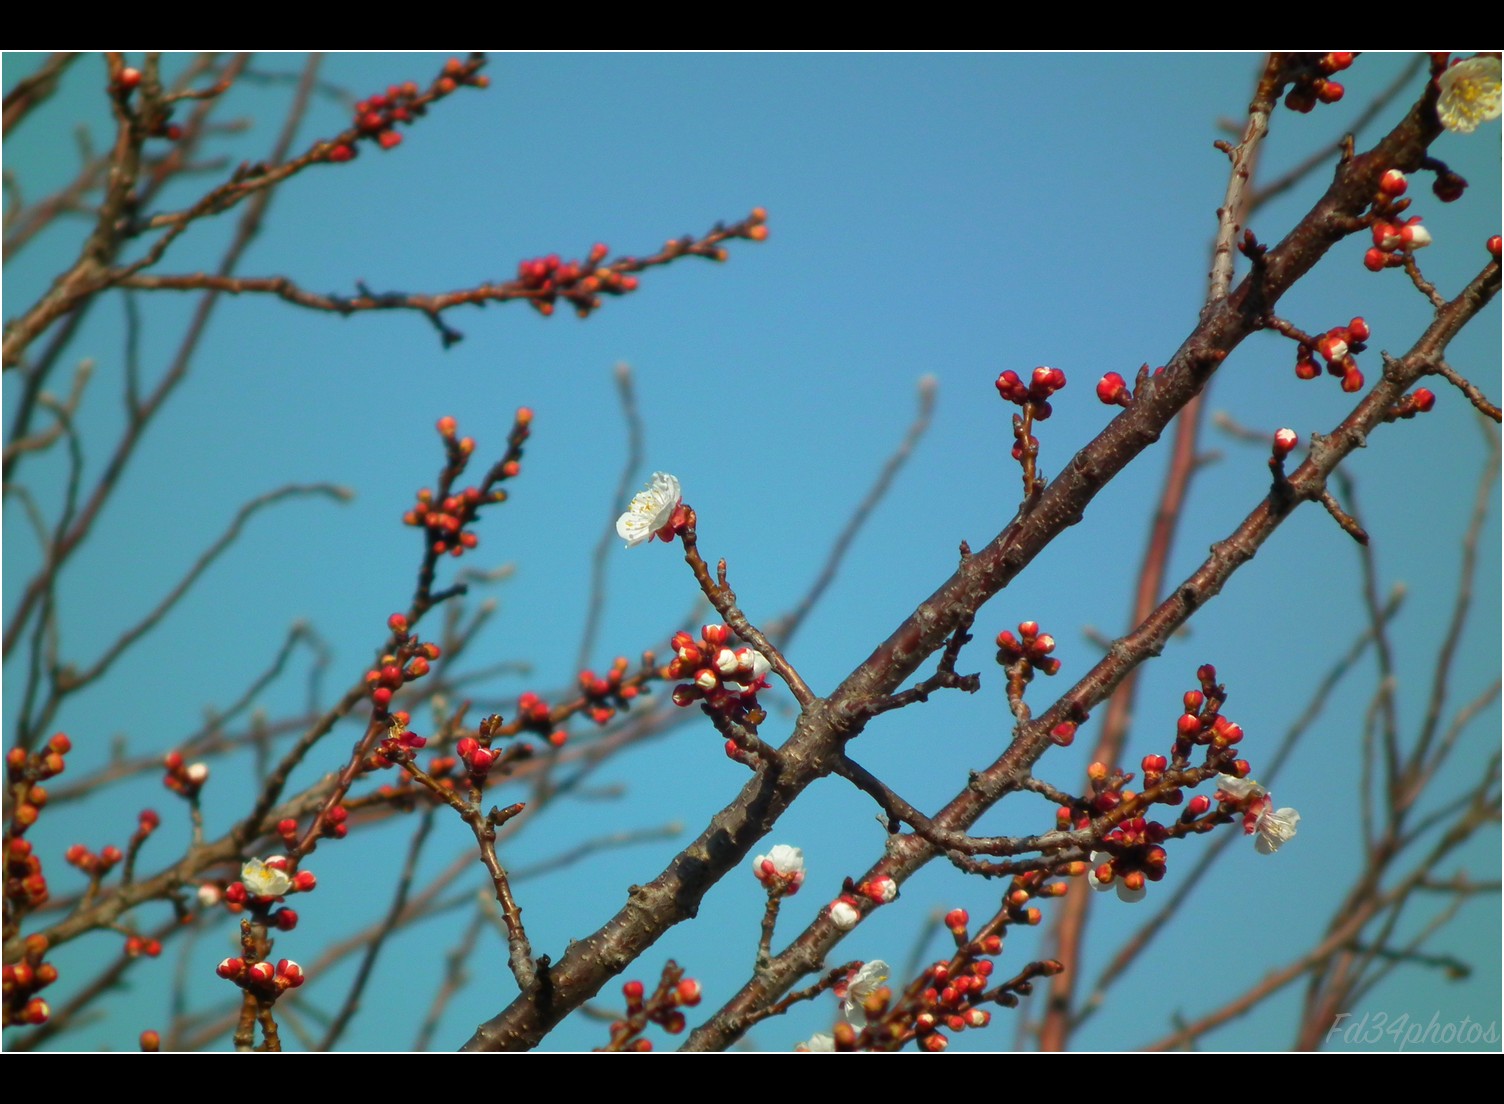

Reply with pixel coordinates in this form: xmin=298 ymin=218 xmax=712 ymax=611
xmin=327 ymin=57 xmax=488 ymax=163
xmin=1281 ymin=51 xmax=1354 ymax=112
xmin=1087 ymin=815 xmax=1170 ymax=897
xmin=401 ymin=413 xmax=527 ymax=558
xmin=2 ymin=934 xmax=57 ymax=1027
xmin=513 ymin=691 xmax=567 ymax=747
xmin=995 ymin=620 xmax=1064 ymax=725
xmin=602 ymin=966 xmax=702 ymax=1051
xmin=995 ymin=620 xmax=1059 ymax=675
xmin=216 ymin=956 xmax=305 ymax=998
xmin=1173 ymin=664 xmax=1247 ymax=762
xmin=5 ymin=838 xmax=49 ymax=912
xmin=162 ymin=750 xmax=208 ymax=798
xmin=1059 ymin=757 xmax=1165 ymax=826
xmin=7 ymin=733 xmax=70 ymax=842
xmin=996 ymin=367 xmax=1067 ymax=494
xmin=995 ymin=366 xmax=1066 ymax=422
xmin=453 ymin=736 xmax=496 ymax=778
xmin=365 ymin=640 xmax=441 ymax=712
xmin=1295 ymin=317 xmax=1370 ymax=393
xmin=274 ymin=803 xmax=347 ymax=853
xmin=449 ymin=713 xmax=538 ymax=784
xmin=666 ymin=625 xmax=772 ymax=725
xmin=1365 ymin=213 xmax=1433 ymax=272
xmin=1362 ymin=156 xmax=1470 ymax=267
xmin=367 ymin=614 xmax=445 ymax=713
xmin=574 ymin=657 xmax=645 ymax=731
xmin=64 ymin=842 xmax=122 ymax=878
xmin=843 ymin=899 xmax=1062 ymax=1052
xmin=124 ymin=934 xmax=163 ymax=958
xmin=515 ymin=245 xmax=640 ymax=318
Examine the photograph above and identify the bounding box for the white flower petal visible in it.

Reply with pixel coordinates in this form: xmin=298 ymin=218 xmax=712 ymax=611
xmin=848 ymin=960 xmax=889 ymax=1001
xmin=241 ymin=858 xmax=292 ymax=898
xmin=1255 ymin=807 xmax=1300 ymax=854
xmin=616 ymin=472 xmax=682 ymax=548
xmin=1215 ymin=773 xmax=1265 ymax=802
xmin=754 ymin=844 xmax=805 ymax=879
xmin=1437 ymin=55 xmax=1502 ymax=134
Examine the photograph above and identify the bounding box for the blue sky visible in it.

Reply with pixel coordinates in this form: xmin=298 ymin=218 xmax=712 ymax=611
xmin=3 ymin=52 xmax=1499 ymax=1052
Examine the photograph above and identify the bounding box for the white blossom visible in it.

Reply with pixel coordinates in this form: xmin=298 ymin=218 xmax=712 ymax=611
xmin=841 ymin=959 xmax=890 ymax=1024
xmin=753 ymin=844 xmax=806 ymax=893
xmin=1437 ymin=55 xmax=1502 ymax=134
xmin=616 ymin=471 xmax=681 ymax=548
xmin=1254 ymin=803 xmax=1301 ymax=855
xmin=240 ymin=857 xmax=292 ymax=899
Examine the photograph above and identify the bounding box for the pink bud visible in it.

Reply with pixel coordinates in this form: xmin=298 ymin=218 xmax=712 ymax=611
xmin=1096 ymin=372 xmax=1129 ymax=405
xmin=1316 ymin=333 xmax=1348 ymax=363
xmin=1371 ymin=221 xmax=1401 ymax=250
